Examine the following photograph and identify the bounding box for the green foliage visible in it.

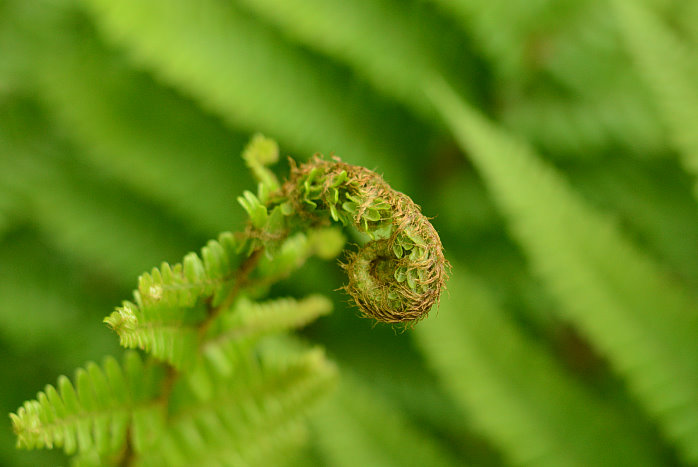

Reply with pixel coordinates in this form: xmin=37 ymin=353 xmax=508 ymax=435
xmin=11 ymin=352 xmax=163 ymax=456
xmin=138 ymin=344 xmax=335 ymax=467
xmin=429 ymin=80 xmax=698 ymax=463
xmin=4 ymin=1 xmax=698 ymax=466
xmin=79 ymin=0 xmax=413 ymax=183
xmin=415 ymin=266 xmax=663 ymax=466
xmin=613 ymin=0 xmax=698 ymax=194
xmin=28 ymin=12 xmax=249 ymax=235
xmin=10 ymin=136 xmax=446 ymax=465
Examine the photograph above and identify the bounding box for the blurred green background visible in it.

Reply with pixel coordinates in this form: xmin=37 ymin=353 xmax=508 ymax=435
xmin=2 ymin=0 xmax=698 ymax=465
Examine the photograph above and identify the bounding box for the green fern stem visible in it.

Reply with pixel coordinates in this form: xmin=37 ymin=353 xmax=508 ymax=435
xmin=251 ymin=154 xmax=449 ymax=323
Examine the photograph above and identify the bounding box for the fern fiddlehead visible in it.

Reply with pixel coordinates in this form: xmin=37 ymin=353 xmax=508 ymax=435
xmin=239 ymin=135 xmax=448 ymax=323
xmin=279 ymin=157 xmax=448 ymax=323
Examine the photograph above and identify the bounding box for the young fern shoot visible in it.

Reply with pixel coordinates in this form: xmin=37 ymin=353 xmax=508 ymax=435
xmin=242 ymin=136 xmax=449 ymax=323
xmin=10 ymin=135 xmax=448 ymax=466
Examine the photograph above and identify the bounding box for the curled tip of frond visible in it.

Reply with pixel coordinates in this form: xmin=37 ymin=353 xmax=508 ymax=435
xmin=284 ymin=156 xmax=449 ymax=323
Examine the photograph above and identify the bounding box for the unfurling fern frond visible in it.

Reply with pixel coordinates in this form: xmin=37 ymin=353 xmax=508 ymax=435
xmin=238 ymin=134 xmax=449 ymax=323
xmin=11 ymin=352 xmax=165 ymax=457
xmin=12 ymin=134 xmax=448 ymax=465
xmin=261 ymin=156 xmax=449 ymax=323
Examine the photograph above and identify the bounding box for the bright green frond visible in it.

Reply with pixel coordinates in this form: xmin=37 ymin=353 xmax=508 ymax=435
xmin=187 ymin=296 xmax=333 ymax=400
xmin=613 ymin=0 xmax=698 ymax=195
xmin=139 ymin=346 xmax=337 ymax=466
xmin=10 ymin=352 xmax=164 ymax=457
xmin=104 ymin=233 xmax=242 ymax=368
xmin=429 ymin=81 xmax=698 ymax=463
xmin=221 ymin=295 xmax=333 ymax=339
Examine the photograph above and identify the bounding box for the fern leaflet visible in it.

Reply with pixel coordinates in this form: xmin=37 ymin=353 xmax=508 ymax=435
xmin=11 ymin=352 xmax=164 ymax=456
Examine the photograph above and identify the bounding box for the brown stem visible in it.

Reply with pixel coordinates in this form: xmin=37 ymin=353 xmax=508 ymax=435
xmin=198 ymin=247 xmax=264 ymax=340
xmin=116 ymin=425 xmax=134 ymax=467
xmin=118 ymin=248 xmax=265 ymax=465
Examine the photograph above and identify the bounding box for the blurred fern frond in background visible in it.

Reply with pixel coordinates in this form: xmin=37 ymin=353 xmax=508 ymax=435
xmin=2 ymin=0 xmax=698 ymax=465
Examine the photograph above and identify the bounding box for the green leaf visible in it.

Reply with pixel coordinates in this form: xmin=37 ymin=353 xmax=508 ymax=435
xmin=10 ymin=352 xmax=164 ymax=457
xmin=429 ymin=80 xmax=698 ymax=463
xmin=220 ymin=295 xmax=333 ymax=340
xmin=104 ymin=232 xmax=242 ymax=368
xmin=138 ymin=344 xmax=337 ymax=467
xmin=188 ymin=296 xmax=333 ymax=399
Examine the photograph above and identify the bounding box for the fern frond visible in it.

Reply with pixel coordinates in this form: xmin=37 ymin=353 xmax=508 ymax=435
xmin=312 ymin=372 xmax=459 ymax=467
xmin=10 ymin=352 xmax=165 ymax=457
xmin=138 ymin=346 xmax=337 ymax=466
xmin=104 ymin=233 xmax=242 ymax=368
xmin=429 ymin=81 xmax=698 ymax=463
xmin=104 ymin=224 xmax=337 ymax=369
xmin=613 ymin=0 xmax=698 ymax=193
xmin=415 ymin=268 xmax=664 ymax=466
xmin=187 ymin=295 xmax=333 ymax=400
xmin=79 ymin=0 xmax=409 ymax=182
xmin=221 ymin=295 xmax=333 ymax=340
